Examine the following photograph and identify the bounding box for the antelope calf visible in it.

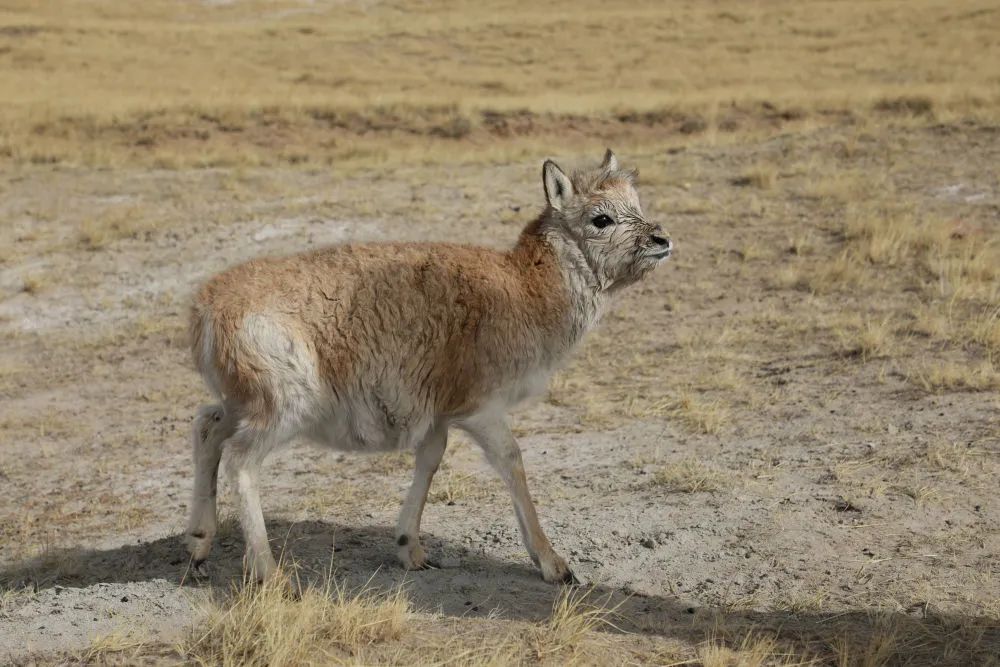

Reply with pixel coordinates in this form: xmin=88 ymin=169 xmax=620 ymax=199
xmin=185 ymin=150 xmax=672 ymax=583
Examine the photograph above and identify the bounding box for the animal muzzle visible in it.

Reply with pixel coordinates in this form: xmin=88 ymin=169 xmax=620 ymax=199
xmin=646 ymin=233 xmax=673 ymax=260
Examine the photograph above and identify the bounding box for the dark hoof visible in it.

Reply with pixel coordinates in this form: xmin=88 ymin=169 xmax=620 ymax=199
xmin=561 ymin=569 xmax=581 ymax=586
xmin=191 ymin=559 xmax=211 ymax=579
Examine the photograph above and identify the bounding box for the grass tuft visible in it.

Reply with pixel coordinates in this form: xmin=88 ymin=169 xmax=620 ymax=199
xmin=428 ymin=468 xmax=494 ymax=505
xmin=182 ymin=567 xmax=409 ymax=667
xmin=911 ymin=361 xmax=1000 ymax=393
xmin=529 ymin=587 xmax=619 ymax=662
xmin=838 ymin=316 xmax=896 ymax=361
xmin=653 ymin=458 xmax=726 ymax=493
xmin=79 ymin=631 xmax=146 ymax=664
xmin=79 ymin=205 xmax=153 ymax=250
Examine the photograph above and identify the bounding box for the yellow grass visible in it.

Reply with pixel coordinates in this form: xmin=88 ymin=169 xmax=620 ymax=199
xmin=79 ymin=631 xmax=146 ymax=664
xmin=653 ymin=458 xmax=726 ymax=493
xmin=363 ymin=451 xmax=414 ymax=475
xmin=698 ymin=634 xmax=810 ymax=667
xmin=911 ymin=360 xmax=1000 ymax=393
xmin=427 ymin=468 xmax=496 ymax=505
xmin=19 ymin=272 xmax=49 ymax=295
xmin=837 ymin=316 xmax=896 ymax=362
xmin=967 ymin=306 xmax=1000 ymax=358
xmin=0 ymin=586 xmax=33 ymax=616
xmin=528 ymin=587 xmax=620 ymax=662
xmin=182 ymin=568 xmax=410 ymax=667
xmin=177 ymin=572 xmax=630 ymax=666
xmin=733 ymin=163 xmax=777 ymax=190
xmin=78 ymin=204 xmax=155 ymax=250
xmin=1 ymin=0 xmax=999 ymax=167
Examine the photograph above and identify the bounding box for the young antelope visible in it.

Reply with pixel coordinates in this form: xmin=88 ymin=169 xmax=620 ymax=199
xmin=185 ymin=150 xmax=673 ymax=583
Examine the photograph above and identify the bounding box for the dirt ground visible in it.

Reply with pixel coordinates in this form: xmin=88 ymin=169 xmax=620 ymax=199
xmin=0 ymin=121 xmax=998 ymax=664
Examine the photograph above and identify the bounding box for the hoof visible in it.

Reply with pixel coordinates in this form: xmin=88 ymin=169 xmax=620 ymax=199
xmin=398 ymin=542 xmax=436 ymax=571
xmin=561 ymin=569 xmax=581 ymax=586
xmin=416 ymin=559 xmax=441 ymax=571
xmin=191 ymin=558 xmax=211 ymax=580
xmin=539 ymin=552 xmax=575 ymax=585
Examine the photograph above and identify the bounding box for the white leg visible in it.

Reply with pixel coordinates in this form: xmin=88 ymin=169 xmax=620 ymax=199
xmin=186 ymin=404 xmax=234 ymax=568
xmin=226 ymin=428 xmax=281 ymax=582
xmin=460 ymin=415 xmax=576 ymax=584
xmin=396 ymin=424 xmax=447 ymax=569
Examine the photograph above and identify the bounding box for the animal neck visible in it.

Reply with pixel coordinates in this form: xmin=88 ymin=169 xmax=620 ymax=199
xmin=509 ymin=214 xmax=608 ymax=346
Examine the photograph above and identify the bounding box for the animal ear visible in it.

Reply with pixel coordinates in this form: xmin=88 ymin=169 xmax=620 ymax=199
xmin=542 ymin=159 xmax=574 ymax=211
xmin=600 ymin=148 xmax=618 ymax=172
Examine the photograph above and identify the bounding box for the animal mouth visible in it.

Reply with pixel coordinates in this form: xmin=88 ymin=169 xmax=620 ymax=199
xmin=646 ymin=249 xmax=672 ymax=260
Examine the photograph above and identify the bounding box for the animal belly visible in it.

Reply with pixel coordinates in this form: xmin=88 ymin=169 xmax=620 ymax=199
xmin=505 ymin=368 xmax=554 ymax=407
xmin=307 ymin=401 xmax=431 ymax=453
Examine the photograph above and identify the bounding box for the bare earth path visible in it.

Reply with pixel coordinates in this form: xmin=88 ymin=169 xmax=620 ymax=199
xmin=0 ymin=124 xmax=997 ymax=664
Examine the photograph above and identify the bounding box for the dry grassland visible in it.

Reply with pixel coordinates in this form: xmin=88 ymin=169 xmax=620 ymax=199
xmin=0 ymin=0 xmax=999 ymax=169
xmin=1 ymin=0 xmax=999 ymax=665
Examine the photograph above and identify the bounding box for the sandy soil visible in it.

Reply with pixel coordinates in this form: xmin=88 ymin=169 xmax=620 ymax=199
xmin=0 ymin=123 xmax=997 ymax=664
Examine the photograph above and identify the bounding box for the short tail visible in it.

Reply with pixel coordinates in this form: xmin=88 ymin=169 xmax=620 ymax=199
xmin=190 ymin=303 xmax=224 ymax=399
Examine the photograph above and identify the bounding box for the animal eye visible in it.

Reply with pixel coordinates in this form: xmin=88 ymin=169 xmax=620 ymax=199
xmin=591 ymin=214 xmax=614 ymax=229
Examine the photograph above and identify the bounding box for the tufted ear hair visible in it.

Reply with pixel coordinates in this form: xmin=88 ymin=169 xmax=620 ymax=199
xmin=542 ymin=159 xmax=574 ymax=211
xmin=600 ymin=148 xmax=618 ymax=172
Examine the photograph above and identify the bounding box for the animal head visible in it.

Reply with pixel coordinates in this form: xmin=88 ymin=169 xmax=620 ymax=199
xmin=542 ymin=149 xmax=671 ymax=290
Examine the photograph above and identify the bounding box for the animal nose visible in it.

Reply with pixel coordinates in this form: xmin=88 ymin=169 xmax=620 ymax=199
xmin=651 ymin=234 xmax=672 ymax=249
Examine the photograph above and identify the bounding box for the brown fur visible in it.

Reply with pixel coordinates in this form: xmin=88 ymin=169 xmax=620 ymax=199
xmin=192 ymin=226 xmax=569 ymax=424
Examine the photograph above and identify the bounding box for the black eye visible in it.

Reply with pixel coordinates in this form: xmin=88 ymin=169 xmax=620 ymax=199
xmin=591 ymin=214 xmax=614 ymax=229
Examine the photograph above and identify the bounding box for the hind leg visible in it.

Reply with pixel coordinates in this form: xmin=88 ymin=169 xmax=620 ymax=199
xmin=225 ymin=426 xmax=289 ymax=582
xmin=186 ymin=404 xmax=235 ymax=568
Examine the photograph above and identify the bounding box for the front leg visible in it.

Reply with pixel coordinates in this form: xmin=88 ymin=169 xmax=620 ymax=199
xmin=460 ymin=414 xmax=576 ymax=584
xmin=396 ymin=424 xmax=447 ymax=570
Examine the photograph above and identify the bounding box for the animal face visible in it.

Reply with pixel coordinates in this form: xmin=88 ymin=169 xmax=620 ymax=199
xmin=543 ymin=150 xmax=671 ymax=290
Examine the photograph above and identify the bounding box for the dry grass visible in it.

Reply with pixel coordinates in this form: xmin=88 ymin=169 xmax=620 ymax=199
xmin=698 ymin=634 xmax=809 ymax=667
xmin=11 ymin=544 xmax=86 ymax=587
xmin=967 ymin=306 xmax=1000 ymax=357
xmin=733 ymin=163 xmax=777 ymax=190
xmin=841 ymin=206 xmax=943 ymax=268
xmin=114 ymin=504 xmax=154 ymax=533
xmin=910 ymin=361 xmax=1000 ymax=393
xmin=19 ymin=272 xmax=50 ymax=295
xmin=527 ymin=588 xmax=619 ymax=662
xmin=177 ymin=573 xmax=629 ymax=666
xmin=363 ymin=451 xmax=414 ymax=476
xmin=774 ymin=169 xmax=999 ymax=393
xmin=837 ymin=316 xmax=896 ymax=362
xmin=652 ymin=459 xmax=727 ymax=494
xmin=427 ymin=468 xmax=496 ymax=505
xmin=78 ymin=631 xmax=146 ymax=664
xmin=78 ymin=205 xmax=155 ymax=250
xmin=1 ymin=1 xmax=998 ymax=168
xmin=182 ymin=567 xmax=409 ymax=666
xmin=689 ymin=610 xmax=1000 ymax=667
xmin=435 ymin=588 xmax=622 ymax=665
xmin=779 ymin=250 xmax=868 ymax=295
xmin=666 ymin=393 xmax=730 ymax=435
xmin=0 ymin=586 xmax=33 ymax=617
xmin=923 ymin=441 xmax=976 ymax=476
xmin=290 ymin=481 xmax=389 ymax=518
